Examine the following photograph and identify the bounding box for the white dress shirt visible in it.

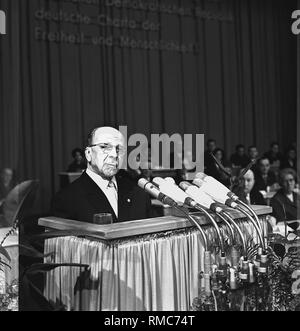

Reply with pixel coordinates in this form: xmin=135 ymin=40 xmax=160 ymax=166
xmin=246 ymin=193 xmax=251 ymax=205
xmin=86 ymin=169 xmax=118 ymax=217
xmin=286 ymin=193 xmax=294 ymax=203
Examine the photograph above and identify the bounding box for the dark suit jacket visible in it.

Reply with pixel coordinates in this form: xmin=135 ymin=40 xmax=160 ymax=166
xmin=264 ymin=151 xmax=283 ymax=166
xmin=280 ymin=158 xmax=297 ymax=171
xmin=52 ymin=171 xmax=152 ymax=223
xmin=229 ymin=153 xmax=249 ymax=168
xmin=271 ymin=189 xmax=299 ymax=224
xmin=233 ymin=187 xmax=266 ymax=206
xmin=253 ymin=171 xmax=277 ymax=191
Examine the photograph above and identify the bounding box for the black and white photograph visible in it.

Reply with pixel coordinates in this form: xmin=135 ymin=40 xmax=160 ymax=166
xmin=0 ymin=0 xmax=299 ymax=315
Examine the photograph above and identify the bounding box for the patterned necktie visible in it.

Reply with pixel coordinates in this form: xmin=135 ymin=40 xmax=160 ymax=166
xmin=107 ymin=180 xmax=118 ymax=217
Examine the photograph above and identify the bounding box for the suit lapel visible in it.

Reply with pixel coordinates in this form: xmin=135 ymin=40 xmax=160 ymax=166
xmin=80 ymin=172 xmax=117 ymax=221
xmin=117 ymin=176 xmax=133 ymax=222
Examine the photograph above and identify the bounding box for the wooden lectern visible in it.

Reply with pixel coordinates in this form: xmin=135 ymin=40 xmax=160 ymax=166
xmin=39 ymin=205 xmax=272 ymax=311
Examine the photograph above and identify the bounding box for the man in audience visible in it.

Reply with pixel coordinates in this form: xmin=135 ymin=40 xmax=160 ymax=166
xmin=271 ymin=168 xmax=299 ymax=230
xmin=264 ymin=142 xmax=283 ymax=168
xmin=233 ymin=169 xmax=266 ymax=205
xmin=247 ymin=145 xmax=259 ymax=162
xmin=52 ymin=127 xmax=152 ymax=223
xmin=230 ymin=144 xmax=249 ymax=168
xmin=247 ymin=145 xmax=259 ymax=172
xmin=253 ymin=157 xmax=277 ymax=191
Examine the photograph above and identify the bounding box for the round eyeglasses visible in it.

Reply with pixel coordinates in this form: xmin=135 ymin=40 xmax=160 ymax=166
xmin=89 ymin=143 xmax=125 ymax=156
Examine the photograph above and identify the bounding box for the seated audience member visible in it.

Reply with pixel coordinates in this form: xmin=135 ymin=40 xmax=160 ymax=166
xmin=254 ymin=157 xmax=277 ymax=191
xmin=67 ymin=148 xmax=86 ymax=172
xmin=280 ymin=146 xmax=297 ymax=171
xmin=264 ymin=142 xmax=283 ymax=168
xmin=230 ymin=144 xmax=249 ymax=168
xmin=247 ymin=145 xmax=259 ymax=172
xmin=248 ymin=145 xmax=259 ymax=161
xmin=233 ymin=169 xmax=266 ymax=205
xmin=271 ymin=168 xmax=299 ymax=230
xmin=0 ymin=168 xmax=16 ymax=206
xmin=206 ymin=148 xmax=231 ymax=187
xmin=52 ymin=127 xmax=152 ymax=223
xmin=204 ymin=139 xmax=217 ymax=174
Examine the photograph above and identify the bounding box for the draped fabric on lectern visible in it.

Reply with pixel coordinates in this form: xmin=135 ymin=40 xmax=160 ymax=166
xmin=0 ymin=0 xmax=297 ymax=211
xmin=44 ymin=218 xmax=268 ymax=311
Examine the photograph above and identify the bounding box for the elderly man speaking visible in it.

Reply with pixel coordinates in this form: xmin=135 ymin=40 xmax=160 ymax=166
xmin=52 ymin=127 xmax=151 ymax=223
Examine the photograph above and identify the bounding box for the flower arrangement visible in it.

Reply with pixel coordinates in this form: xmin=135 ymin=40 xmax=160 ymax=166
xmin=0 ymin=221 xmax=19 ymax=312
xmin=192 ymin=234 xmax=300 ymax=311
xmin=0 ymin=280 xmax=18 ymax=311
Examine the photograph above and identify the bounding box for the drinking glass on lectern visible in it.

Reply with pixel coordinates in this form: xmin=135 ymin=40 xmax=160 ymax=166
xmin=93 ymin=213 xmax=113 ymax=225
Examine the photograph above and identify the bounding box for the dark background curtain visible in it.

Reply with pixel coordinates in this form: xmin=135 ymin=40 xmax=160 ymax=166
xmin=0 ymin=0 xmax=297 ymax=212
xmin=297 ymin=0 xmax=300 ymax=220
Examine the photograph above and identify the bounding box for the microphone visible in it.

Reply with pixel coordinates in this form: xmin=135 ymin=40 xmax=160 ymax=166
xmin=195 ymin=172 xmax=263 ymax=229
xmin=153 ymin=178 xmax=224 ymax=255
xmin=193 ymin=173 xmax=266 ymax=252
xmin=139 ymin=178 xmax=210 ymax=252
xmin=195 ymin=173 xmax=239 ymax=199
xmin=164 ymin=177 xmax=176 ymax=185
xmin=193 ymin=174 xmax=238 ymax=208
xmin=152 ymin=177 xmax=198 ymax=208
xmin=179 ymin=181 xmax=220 ymax=210
xmin=138 ymin=178 xmax=176 ymax=207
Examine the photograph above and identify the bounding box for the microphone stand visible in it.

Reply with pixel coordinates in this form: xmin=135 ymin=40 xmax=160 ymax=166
xmin=236 ymin=199 xmax=265 ymax=244
xmin=235 ymin=204 xmax=268 ymax=307
xmin=235 ymin=205 xmax=266 ymax=252
xmin=227 ymin=191 xmax=263 ymax=235
xmin=193 ymin=204 xmax=226 ymax=256
xmin=218 ymin=210 xmax=248 ymax=261
xmin=192 ymin=204 xmax=229 ymax=311
xmin=216 ymin=213 xmax=235 ymax=244
xmin=279 ymin=200 xmax=288 ymax=243
xmin=172 ymin=204 xmax=212 ymax=297
xmin=173 ymin=205 xmax=208 ymax=252
xmin=217 ymin=209 xmax=252 ymax=311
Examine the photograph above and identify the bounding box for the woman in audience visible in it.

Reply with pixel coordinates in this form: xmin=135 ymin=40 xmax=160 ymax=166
xmin=67 ymin=148 xmax=86 ymax=173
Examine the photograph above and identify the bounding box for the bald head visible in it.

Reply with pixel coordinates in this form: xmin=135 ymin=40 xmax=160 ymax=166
xmin=85 ymin=127 xmax=125 ymax=179
xmin=241 ymin=169 xmax=255 ymax=194
xmin=87 ymin=127 xmax=125 ymax=147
